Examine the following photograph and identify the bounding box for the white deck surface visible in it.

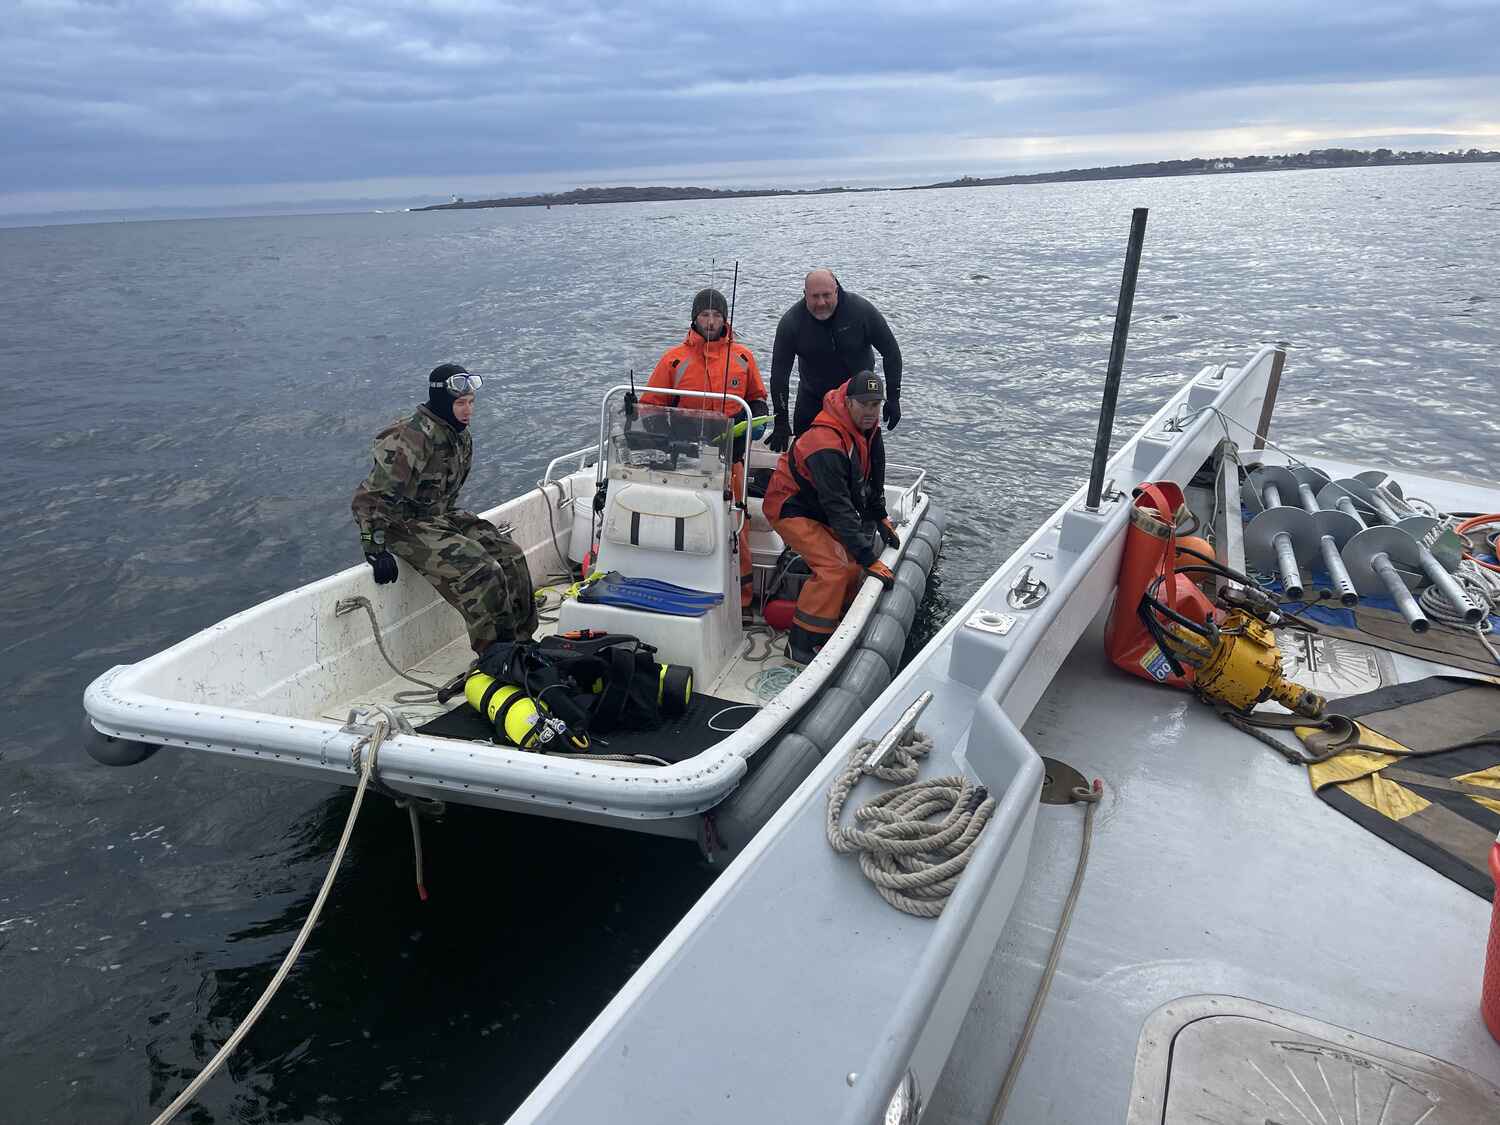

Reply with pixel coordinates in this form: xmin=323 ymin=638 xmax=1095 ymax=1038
xmin=320 ymin=581 xmax=802 ymax=734
xmin=924 ymin=599 xmax=1500 ymax=1123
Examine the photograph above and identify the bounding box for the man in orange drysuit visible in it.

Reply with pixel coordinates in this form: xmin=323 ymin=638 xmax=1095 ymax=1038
xmin=642 ymin=287 xmax=768 ymax=609
xmin=761 ymin=371 xmax=900 ymax=665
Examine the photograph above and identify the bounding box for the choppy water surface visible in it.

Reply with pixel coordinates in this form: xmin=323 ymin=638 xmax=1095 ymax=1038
xmin=2 ymin=164 xmax=1497 ymax=1123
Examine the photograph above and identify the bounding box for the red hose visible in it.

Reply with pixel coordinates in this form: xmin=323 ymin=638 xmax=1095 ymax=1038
xmin=1456 ymin=514 xmax=1500 ymax=574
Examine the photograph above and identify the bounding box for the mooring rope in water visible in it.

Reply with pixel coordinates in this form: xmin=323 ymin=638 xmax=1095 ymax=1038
xmin=146 ymin=717 xmax=391 ymax=1125
xmin=825 ymin=730 xmax=996 ymax=918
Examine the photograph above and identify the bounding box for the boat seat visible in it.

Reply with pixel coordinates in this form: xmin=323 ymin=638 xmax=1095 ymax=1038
xmin=602 ymin=483 xmax=716 ymax=556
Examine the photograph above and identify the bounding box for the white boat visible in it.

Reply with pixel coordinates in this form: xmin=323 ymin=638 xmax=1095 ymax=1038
xmin=502 ymin=343 xmax=1500 ymax=1123
xmin=82 ymin=386 xmax=942 ymax=851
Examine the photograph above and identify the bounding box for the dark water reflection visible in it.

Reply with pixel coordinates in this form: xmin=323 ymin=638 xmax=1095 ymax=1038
xmin=1 ymin=163 xmax=1496 ymax=1122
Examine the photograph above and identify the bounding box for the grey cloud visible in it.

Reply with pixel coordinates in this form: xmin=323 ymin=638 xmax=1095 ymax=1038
xmin=2 ymin=0 xmax=1497 ymax=215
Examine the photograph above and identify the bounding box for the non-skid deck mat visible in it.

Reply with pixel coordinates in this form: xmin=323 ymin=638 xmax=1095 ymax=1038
xmin=415 ymin=690 xmax=755 ymax=764
xmin=1303 ymin=676 xmax=1500 ymax=898
xmin=1283 ymin=597 xmax=1500 ymax=676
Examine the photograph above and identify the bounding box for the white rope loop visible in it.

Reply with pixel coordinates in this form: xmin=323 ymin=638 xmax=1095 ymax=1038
xmin=826 ymin=730 xmax=996 ymax=918
xmin=146 ymin=718 xmax=389 ymax=1125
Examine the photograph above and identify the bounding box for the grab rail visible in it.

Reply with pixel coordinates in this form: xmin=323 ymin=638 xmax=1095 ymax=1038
xmin=886 ymin=461 xmax=928 ymax=523
xmin=542 ymin=444 xmax=600 ymax=486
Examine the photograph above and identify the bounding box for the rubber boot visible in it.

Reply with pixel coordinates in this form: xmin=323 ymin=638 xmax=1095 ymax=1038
xmin=787 ymin=624 xmax=822 ymax=666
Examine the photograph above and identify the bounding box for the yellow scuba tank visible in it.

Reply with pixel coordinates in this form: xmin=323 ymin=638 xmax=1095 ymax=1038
xmin=658 ymin=663 xmax=693 ymax=718
xmin=464 ymin=671 xmax=549 ymax=749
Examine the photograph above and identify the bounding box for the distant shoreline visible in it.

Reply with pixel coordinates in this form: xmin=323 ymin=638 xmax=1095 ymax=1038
xmin=415 ymin=147 xmax=1500 ymax=212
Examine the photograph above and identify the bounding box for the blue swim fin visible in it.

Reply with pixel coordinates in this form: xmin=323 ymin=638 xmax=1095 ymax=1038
xmin=577 ymin=571 xmax=725 ymax=617
xmin=605 ymin=574 xmax=723 ymax=604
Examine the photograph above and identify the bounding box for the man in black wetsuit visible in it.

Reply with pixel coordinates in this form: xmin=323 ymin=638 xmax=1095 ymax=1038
xmin=766 ymin=268 xmax=903 ymax=451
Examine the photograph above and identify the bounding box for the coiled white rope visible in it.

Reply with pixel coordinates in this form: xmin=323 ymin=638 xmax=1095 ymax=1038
xmin=147 ymin=718 xmax=390 ymax=1125
xmin=1419 ymin=558 xmax=1500 ymax=665
xmin=825 ymin=730 xmax=996 ymax=918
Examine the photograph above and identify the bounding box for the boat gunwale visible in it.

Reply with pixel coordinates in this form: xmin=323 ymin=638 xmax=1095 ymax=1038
xmin=82 ymin=455 xmax=933 ymax=818
xmin=504 ymin=344 xmax=1284 ymax=1122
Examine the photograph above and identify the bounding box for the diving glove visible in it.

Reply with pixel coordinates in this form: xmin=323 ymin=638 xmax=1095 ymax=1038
xmin=877 ymin=518 xmax=901 ymax=549
xmin=366 ymin=550 xmax=399 ymax=584
xmin=865 ymin=560 xmax=896 ymax=590
xmin=766 ymin=412 xmax=792 ymax=453
xmin=362 ymin=532 xmax=399 ymax=584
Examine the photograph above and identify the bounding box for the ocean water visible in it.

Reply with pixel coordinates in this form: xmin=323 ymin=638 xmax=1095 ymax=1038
xmin=1 ymin=163 xmax=1497 ymax=1123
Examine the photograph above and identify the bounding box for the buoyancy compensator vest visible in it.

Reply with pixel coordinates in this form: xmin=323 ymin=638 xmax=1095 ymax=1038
xmin=536 ymin=630 xmax=693 ymax=733
xmin=466 ymin=631 xmax=693 ymax=749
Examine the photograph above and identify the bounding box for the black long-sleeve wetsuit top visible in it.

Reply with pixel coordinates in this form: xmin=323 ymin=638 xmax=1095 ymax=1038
xmin=769 ymin=286 xmax=902 ymax=432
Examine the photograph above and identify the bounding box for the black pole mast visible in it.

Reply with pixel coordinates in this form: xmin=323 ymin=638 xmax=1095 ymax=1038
xmin=1085 ymin=207 xmax=1148 ymax=511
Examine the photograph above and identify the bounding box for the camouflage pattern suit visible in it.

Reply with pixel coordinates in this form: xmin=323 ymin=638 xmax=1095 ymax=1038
xmin=352 ymin=405 xmax=536 ymax=652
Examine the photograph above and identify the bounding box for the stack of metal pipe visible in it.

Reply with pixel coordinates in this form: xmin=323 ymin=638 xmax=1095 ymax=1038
xmin=1241 ymin=466 xmax=1482 ymax=634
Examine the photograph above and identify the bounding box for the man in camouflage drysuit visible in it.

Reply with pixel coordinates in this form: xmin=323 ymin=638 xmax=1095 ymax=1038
xmin=351 ymin=362 xmax=537 ymax=654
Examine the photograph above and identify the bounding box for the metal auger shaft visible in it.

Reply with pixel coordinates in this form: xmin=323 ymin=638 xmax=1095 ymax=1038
xmin=1334 ymin=497 xmax=1368 ymax=528
xmin=1319 ymin=536 xmax=1359 ymax=606
xmin=1393 ymin=514 xmax=1482 ymax=623
xmin=1416 ymin=545 xmax=1484 ymax=623
xmin=1369 ymin=552 xmax=1429 ymax=632
xmin=1246 ymin=505 xmax=1315 ymax=603
xmin=1261 ymin=483 xmax=1283 ymax=509
xmin=1272 ymin=532 xmax=1304 ymax=600
xmin=1342 ymin=524 xmax=1430 ymax=633
xmin=1366 ymin=491 xmax=1403 ymax=524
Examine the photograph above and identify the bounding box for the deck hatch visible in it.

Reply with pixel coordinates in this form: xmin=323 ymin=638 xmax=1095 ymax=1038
xmin=1128 ymin=995 xmax=1500 ymax=1124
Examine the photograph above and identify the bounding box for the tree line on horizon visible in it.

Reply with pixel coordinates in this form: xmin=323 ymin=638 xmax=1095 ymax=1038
xmin=420 ymin=147 xmax=1500 ymax=211
xmin=930 ymin=146 xmax=1500 ymax=188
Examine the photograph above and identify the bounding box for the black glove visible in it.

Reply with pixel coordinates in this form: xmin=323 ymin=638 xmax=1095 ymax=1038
xmin=365 ymin=550 xmax=399 ymax=584
xmin=882 ymin=398 xmax=901 ymax=430
xmin=766 ymin=412 xmax=792 ymax=453
xmin=877 ymin=517 xmax=901 ymax=549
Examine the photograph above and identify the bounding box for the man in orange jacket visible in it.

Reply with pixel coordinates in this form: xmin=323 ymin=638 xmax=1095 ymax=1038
xmin=643 ymin=288 xmax=768 ymax=609
xmin=761 ymin=371 xmax=899 ymax=665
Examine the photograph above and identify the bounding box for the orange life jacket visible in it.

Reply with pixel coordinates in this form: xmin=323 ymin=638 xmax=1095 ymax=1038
xmin=762 ymin=384 xmax=875 ymax=527
xmin=641 ymin=327 xmax=766 ymax=417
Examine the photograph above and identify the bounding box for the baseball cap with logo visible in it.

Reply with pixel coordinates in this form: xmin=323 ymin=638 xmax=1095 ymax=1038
xmin=847 ymin=370 xmax=886 ymax=402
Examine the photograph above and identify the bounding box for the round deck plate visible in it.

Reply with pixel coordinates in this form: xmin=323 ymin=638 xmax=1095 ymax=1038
xmin=1039 ymin=757 xmax=1087 ymax=804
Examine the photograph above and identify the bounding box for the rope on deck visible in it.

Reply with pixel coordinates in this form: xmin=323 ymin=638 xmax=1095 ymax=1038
xmin=824 ymin=730 xmax=996 ymax=918
xmin=146 ymin=717 xmax=392 ymax=1125
xmin=334 ymin=595 xmax=448 ymax=704
xmin=987 ymin=778 xmax=1102 ymax=1125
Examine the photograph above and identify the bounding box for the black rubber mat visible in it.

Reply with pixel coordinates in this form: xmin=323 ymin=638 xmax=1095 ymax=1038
xmin=416 ymin=690 xmax=756 ymax=763
xmin=1312 ymin=677 xmax=1500 ymax=899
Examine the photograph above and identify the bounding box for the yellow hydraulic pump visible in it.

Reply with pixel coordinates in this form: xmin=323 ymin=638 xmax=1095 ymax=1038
xmin=1166 ymin=608 xmax=1325 ymax=718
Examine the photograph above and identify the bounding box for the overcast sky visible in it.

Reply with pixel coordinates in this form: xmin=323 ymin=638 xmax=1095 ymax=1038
xmin=5 ymin=0 xmax=1498 ymax=218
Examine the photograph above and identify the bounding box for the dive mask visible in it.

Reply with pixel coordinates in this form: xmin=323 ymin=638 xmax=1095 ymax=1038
xmin=430 ymin=373 xmax=484 ymax=395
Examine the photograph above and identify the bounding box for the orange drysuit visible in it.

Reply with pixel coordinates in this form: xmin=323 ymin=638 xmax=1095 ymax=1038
xmin=643 ymin=327 xmax=768 ymax=607
xmin=762 ymin=384 xmax=887 ymax=636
